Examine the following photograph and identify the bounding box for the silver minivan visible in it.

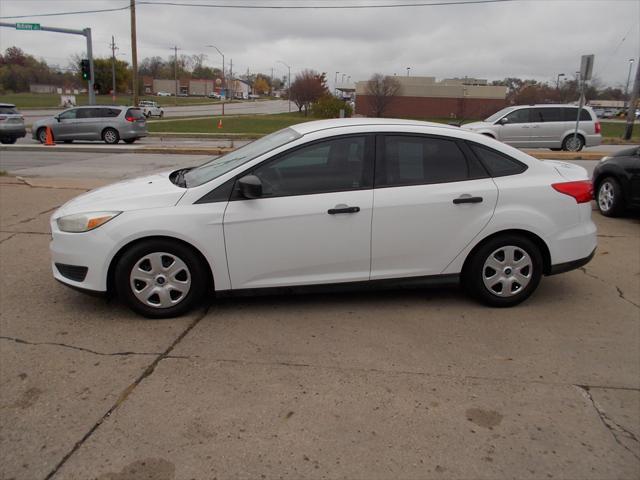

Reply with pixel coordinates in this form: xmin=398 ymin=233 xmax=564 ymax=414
xmin=32 ymin=106 xmax=147 ymax=144
xmin=462 ymin=104 xmax=601 ymax=151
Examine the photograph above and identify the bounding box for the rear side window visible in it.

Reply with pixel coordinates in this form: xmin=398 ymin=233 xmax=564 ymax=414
xmin=468 ymin=143 xmax=527 ymax=177
xmin=531 ymin=107 xmax=563 ymax=122
xmin=0 ymin=106 xmax=18 ymax=114
xmin=377 ymin=135 xmax=487 ymax=187
xmin=563 ymin=108 xmax=592 ymax=121
xmin=125 ymin=108 xmax=144 ymax=119
xmin=101 ymin=108 xmax=121 ymax=118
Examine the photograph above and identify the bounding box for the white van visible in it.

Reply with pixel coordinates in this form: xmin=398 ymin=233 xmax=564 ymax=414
xmin=462 ymin=104 xmax=601 ymax=151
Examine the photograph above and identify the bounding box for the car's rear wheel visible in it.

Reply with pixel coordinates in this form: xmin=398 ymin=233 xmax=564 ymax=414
xmin=562 ymin=135 xmax=584 ymax=152
xmin=102 ymin=128 xmax=120 ymax=144
xmin=36 ymin=127 xmax=48 ymax=144
xmin=115 ymin=239 xmax=208 ymax=318
xmin=463 ymin=235 xmax=543 ymax=307
xmin=597 ymin=177 xmax=624 ymax=217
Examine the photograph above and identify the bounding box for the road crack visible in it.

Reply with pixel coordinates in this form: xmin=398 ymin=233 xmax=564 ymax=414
xmin=0 ymin=233 xmax=17 ymax=245
xmin=0 ymin=335 xmax=188 ymax=359
xmin=43 ymin=304 xmax=209 ymax=480
xmin=616 ymin=286 xmax=640 ymax=309
xmin=579 ymin=267 xmax=639 ymax=309
xmin=575 ymin=385 xmax=640 ymax=462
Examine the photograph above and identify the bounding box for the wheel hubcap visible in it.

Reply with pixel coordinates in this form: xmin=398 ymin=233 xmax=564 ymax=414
xmin=598 ymin=182 xmax=614 ymax=211
xmin=565 ymin=137 xmax=581 ymax=151
xmin=129 ymin=252 xmax=191 ymax=308
xmin=482 ymin=246 xmax=533 ymax=297
xmin=105 ymin=131 xmax=116 ymax=142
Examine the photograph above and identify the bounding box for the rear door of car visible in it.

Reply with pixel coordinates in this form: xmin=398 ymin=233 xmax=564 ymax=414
xmin=74 ymin=108 xmax=104 ymax=139
xmin=530 ymin=107 xmax=564 ymax=147
xmin=370 ymin=133 xmax=498 ymax=279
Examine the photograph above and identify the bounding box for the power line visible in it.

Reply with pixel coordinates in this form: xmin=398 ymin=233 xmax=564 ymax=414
xmin=0 ymin=5 xmax=130 ymax=19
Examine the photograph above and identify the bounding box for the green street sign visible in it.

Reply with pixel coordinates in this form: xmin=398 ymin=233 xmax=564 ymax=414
xmin=16 ymin=23 xmax=41 ymax=31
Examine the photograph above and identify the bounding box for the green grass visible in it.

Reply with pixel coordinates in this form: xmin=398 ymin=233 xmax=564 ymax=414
xmin=600 ymin=121 xmax=640 ymax=141
xmin=0 ymin=92 xmax=225 ymax=109
xmin=0 ymin=170 xmax=7 ymax=176
xmin=148 ymin=112 xmax=318 ymax=135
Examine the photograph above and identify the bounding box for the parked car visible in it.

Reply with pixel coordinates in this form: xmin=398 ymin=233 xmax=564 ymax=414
xmin=601 ymin=109 xmax=616 ymax=119
xmin=156 ymin=91 xmax=171 ymax=97
xmin=50 ymin=118 xmax=596 ymax=318
xmin=32 ymin=106 xmax=147 ymax=145
xmin=208 ymin=92 xmax=221 ymax=99
xmin=0 ymin=103 xmax=26 ymax=144
xmin=462 ymin=104 xmax=601 ymax=151
xmin=592 ymin=146 xmax=640 ymax=217
xmin=138 ymin=100 xmax=164 ymax=118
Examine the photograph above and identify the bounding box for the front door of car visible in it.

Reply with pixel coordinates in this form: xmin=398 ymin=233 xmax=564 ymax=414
xmin=496 ymin=108 xmax=532 ymax=146
xmin=52 ymin=108 xmax=78 ymax=139
xmin=370 ymin=134 xmax=498 ymax=279
xmin=223 ymin=135 xmax=374 ymax=289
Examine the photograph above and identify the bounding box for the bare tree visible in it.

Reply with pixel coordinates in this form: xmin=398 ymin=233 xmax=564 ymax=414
xmin=365 ymin=73 xmax=401 ymax=117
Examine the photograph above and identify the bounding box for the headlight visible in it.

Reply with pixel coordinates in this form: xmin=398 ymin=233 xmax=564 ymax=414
xmin=56 ymin=211 xmax=121 ymax=233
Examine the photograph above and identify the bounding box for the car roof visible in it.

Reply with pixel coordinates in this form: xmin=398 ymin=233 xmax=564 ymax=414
xmin=513 ymin=104 xmax=594 ymax=109
xmin=290 ymin=118 xmax=459 ymax=135
xmin=0 ymin=103 xmax=17 ymax=107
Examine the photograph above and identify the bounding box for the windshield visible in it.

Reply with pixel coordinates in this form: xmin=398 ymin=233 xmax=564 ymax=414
xmin=184 ymin=127 xmax=302 ymax=187
xmin=484 ymin=107 xmax=515 ymax=123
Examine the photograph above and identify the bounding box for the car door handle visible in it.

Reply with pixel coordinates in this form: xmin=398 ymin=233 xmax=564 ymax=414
xmin=453 ymin=196 xmax=483 ymax=204
xmin=327 ymin=206 xmax=360 ymax=214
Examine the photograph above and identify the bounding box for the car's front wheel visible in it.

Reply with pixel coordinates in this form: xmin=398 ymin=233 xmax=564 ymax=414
xmin=114 ymin=239 xmax=209 ymax=318
xmin=597 ymin=177 xmax=624 ymax=217
xmin=102 ymin=128 xmax=120 ymax=144
xmin=36 ymin=127 xmax=48 ymax=144
xmin=463 ymin=235 xmax=543 ymax=307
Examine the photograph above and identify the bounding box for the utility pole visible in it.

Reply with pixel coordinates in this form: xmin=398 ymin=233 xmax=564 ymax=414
xmin=624 ymin=58 xmax=635 ymax=111
xmin=278 ymin=61 xmax=291 ymax=112
xmin=130 ymin=0 xmax=138 ymax=106
xmin=229 ymin=58 xmax=233 ymax=101
xmin=110 ymin=36 xmax=118 ymax=104
xmin=173 ymin=45 xmax=179 ymax=105
xmin=623 ymin=58 xmax=639 ymax=140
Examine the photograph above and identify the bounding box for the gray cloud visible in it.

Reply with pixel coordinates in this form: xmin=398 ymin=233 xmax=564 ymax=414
xmin=0 ymin=0 xmax=637 ymax=87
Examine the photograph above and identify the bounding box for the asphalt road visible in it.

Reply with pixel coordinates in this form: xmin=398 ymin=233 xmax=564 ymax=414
xmin=0 ymin=176 xmax=638 ymax=480
xmin=0 ymin=149 xmax=605 ymax=179
xmin=20 ymin=99 xmax=291 ymax=124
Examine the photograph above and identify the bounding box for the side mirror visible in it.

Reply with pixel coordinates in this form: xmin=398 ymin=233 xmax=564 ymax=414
xmin=54 ymin=116 xmax=60 ymax=122
xmin=238 ymin=175 xmax=262 ymax=199
xmin=498 ymin=117 xmax=509 ymax=125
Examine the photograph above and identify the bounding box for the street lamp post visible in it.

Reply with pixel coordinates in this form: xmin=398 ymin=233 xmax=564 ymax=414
xmin=624 ymin=58 xmax=635 ymax=111
xmin=334 ymin=71 xmax=339 ymax=96
xmin=278 ymin=60 xmax=291 ymax=112
xmin=206 ymin=44 xmax=225 ymax=115
xmin=406 ymin=67 xmax=410 ymax=76
xmin=556 ymin=73 xmax=565 ymax=89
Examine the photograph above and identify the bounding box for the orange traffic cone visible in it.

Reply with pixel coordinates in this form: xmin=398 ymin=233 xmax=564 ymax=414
xmin=217 ymin=119 xmax=223 ymax=129
xmin=44 ymin=126 xmax=55 ymax=146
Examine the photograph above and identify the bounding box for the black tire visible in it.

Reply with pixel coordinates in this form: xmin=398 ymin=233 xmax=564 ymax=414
xmin=159 ymin=111 xmax=164 ymax=118
xmin=114 ymin=239 xmax=209 ymax=318
xmin=463 ymin=234 xmax=543 ymax=307
xmin=36 ymin=128 xmax=48 ymax=144
xmin=123 ymin=138 xmax=136 ymax=144
xmin=102 ymin=128 xmax=120 ymax=144
xmin=562 ymin=134 xmax=584 ymax=152
xmin=550 ymin=147 xmax=561 ymax=151
xmin=596 ymin=176 xmax=624 ymax=217
xmin=0 ymin=137 xmax=17 ymax=144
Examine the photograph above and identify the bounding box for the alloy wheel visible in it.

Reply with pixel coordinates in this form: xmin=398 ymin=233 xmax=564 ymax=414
xmin=598 ymin=181 xmax=614 ymax=212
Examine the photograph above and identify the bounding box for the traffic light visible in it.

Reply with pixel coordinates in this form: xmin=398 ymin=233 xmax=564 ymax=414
xmin=80 ymin=59 xmax=91 ymax=81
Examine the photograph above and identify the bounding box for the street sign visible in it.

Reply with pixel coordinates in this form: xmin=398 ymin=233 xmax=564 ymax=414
xmin=16 ymin=23 xmax=41 ymax=30
xmin=580 ymin=54 xmax=595 ymax=81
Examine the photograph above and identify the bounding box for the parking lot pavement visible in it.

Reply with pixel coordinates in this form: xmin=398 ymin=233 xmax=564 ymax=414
xmin=0 ymin=180 xmax=639 ymax=479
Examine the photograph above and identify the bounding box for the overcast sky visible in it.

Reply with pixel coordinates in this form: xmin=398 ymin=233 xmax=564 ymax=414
xmin=0 ymin=0 xmax=638 ymax=88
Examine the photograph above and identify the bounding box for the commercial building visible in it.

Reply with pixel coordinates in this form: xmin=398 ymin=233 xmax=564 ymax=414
xmin=355 ymin=76 xmax=507 ymax=119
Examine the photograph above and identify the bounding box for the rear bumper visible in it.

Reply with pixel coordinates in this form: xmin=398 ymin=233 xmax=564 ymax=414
xmin=0 ymin=126 xmax=26 ymax=138
xmin=548 ymin=247 xmax=596 ymax=275
xmin=584 ymin=134 xmax=602 ymax=147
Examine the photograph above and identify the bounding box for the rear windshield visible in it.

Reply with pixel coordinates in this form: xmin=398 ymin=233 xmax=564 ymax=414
xmin=125 ymin=108 xmax=145 ymax=119
xmin=0 ymin=106 xmax=19 ymax=115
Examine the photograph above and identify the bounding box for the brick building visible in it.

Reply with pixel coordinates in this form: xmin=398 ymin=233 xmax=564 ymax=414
xmin=355 ymin=76 xmax=507 ymax=120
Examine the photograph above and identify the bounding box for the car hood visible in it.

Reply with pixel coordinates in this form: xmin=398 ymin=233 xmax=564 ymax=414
xmin=461 ymin=121 xmax=490 ymax=130
xmin=53 ymin=171 xmax=186 ymax=218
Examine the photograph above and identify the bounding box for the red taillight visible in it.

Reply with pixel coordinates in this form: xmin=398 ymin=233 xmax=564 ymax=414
xmin=595 ymin=121 xmax=601 ymax=134
xmin=0 ymin=115 xmax=6 ymax=122
xmin=552 ymin=181 xmax=593 ymax=203
xmin=125 ymin=116 xmax=135 ymax=122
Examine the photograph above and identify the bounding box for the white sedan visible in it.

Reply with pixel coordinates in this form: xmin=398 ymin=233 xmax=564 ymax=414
xmin=50 ymin=119 xmax=596 ymax=318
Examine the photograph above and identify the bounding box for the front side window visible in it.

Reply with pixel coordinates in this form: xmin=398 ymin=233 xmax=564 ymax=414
xmin=377 ymin=135 xmax=486 ymax=187
xmin=58 ymin=109 xmax=77 ymax=120
xmin=76 ymin=108 xmax=100 ymax=119
xmin=250 ymin=136 xmax=371 ymax=197
xmin=503 ymin=108 xmax=530 ymax=124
